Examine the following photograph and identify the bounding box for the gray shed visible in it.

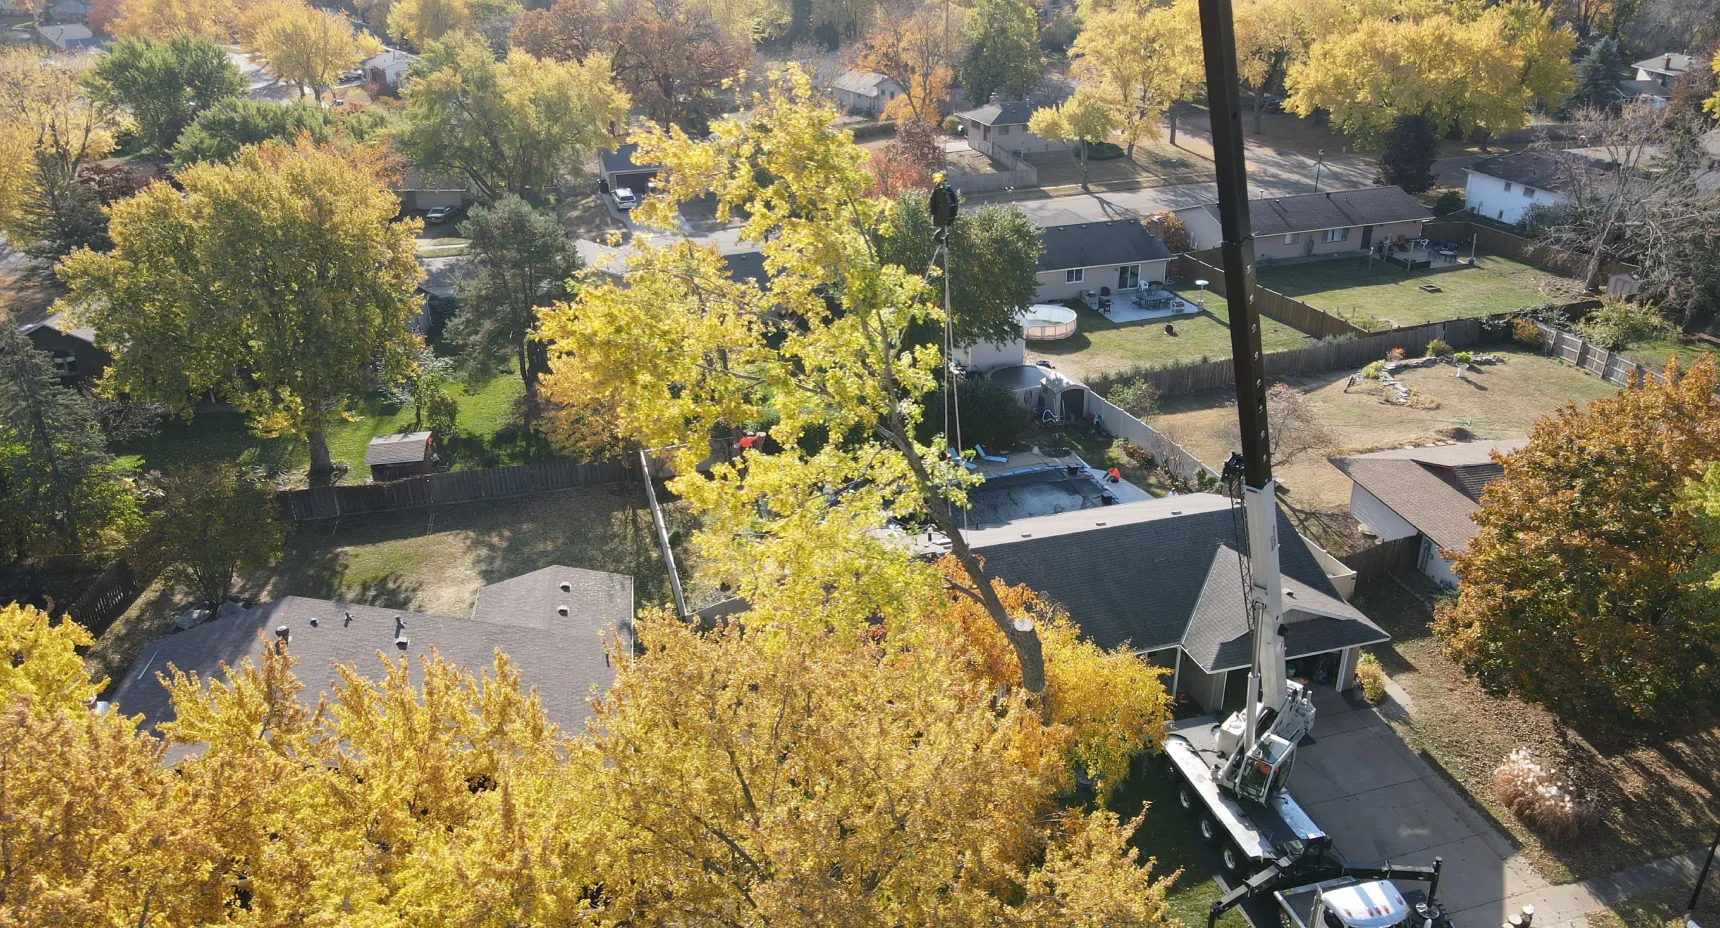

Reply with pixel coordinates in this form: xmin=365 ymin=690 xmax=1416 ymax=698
xmin=365 ymin=431 xmax=433 ymax=482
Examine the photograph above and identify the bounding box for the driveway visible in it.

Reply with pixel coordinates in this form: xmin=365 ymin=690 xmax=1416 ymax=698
xmin=1289 ymin=686 xmax=1550 ymax=928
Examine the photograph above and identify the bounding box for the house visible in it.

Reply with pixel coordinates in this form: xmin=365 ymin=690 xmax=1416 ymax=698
xmin=598 ymin=143 xmax=661 ymax=196
xmin=1330 ymin=439 xmax=1526 ymax=589
xmin=20 ymin=312 xmax=109 ymax=381
xmin=1634 ymin=52 xmax=1699 ymax=87
xmin=1463 ymin=150 xmax=1612 ymax=225
xmin=364 ymin=431 xmax=434 ymax=481
xmin=830 ymin=70 xmax=904 ymax=116
xmin=954 ymin=97 xmax=1073 ymax=159
xmin=960 ymin=494 xmax=1386 ymax=711
xmin=1035 ymin=219 xmax=1172 ymax=302
xmin=110 ymin=567 xmax=634 ymax=762
xmin=720 ymin=250 xmax=768 ymax=288
xmin=1174 ymin=187 xmax=1433 ymax=260
xmin=42 ymin=0 xmax=87 ymax=22
xmin=361 ymin=48 xmax=416 ymax=90
xmin=33 ymin=22 xmax=98 ymax=51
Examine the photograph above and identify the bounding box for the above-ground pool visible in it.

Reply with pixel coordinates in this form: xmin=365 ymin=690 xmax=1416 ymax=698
xmin=1022 ymin=304 xmax=1079 ymax=341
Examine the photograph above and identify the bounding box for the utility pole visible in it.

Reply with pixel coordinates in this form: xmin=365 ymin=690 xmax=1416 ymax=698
xmin=1313 ymin=148 xmax=1326 ymax=193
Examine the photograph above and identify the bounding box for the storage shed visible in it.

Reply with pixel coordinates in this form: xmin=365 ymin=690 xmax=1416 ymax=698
xmin=365 ymin=431 xmax=434 ymax=482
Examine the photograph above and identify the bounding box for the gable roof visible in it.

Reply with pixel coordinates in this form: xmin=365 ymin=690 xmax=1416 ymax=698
xmin=363 ymin=48 xmax=416 ymax=71
xmin=471 ymin=566 xmax=634 ymax=637
xmin=599 ymin=143 xmax=660 ymax=177
xmin=1466 ymin=150 xmax=1613 ymax=193
xmin=363 ymin=431 xmax=431 ymax=465
xmin=111 ymin=582 xmax=634 ymax=763
xmin=19 ymin=311 xmax=96 ymax=345
xmin=35 ymin=23 xmax=96 ymax=49
xmin=1633 ymin=53 xmax=1699 ymax=77
xmin=1617 ymin=79 xmax=1672 ymax=101
xmin=1038 ymin=219 xmax=1172 ymax=272
xmin=1204 ymin=187 xmax=1432 ymax=238
xmin=832 ymin=69 xmax=895 ymax=96
xmin=964 ymin=495 xmax=1384 ymax=673
xmin=956 ymin=100 xmax=1040 ymax=127
xmin=1330 ymin=439 xmax=1527 ymax=551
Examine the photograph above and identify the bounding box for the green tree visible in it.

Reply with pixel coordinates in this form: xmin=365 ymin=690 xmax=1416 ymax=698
xmin=1028 ymin=87 xmax=1118 ymax=190
xmin=17 ymin=151 xmax=110 ymax=262
xmin=961 ymin=0 xmax=1043 ymax=105
xmin=877 ymin=192 xmax=1041 ymax=349
xmin=1568 ymin=36 xmax=1624 ymax=110
xmin=84 ymin=35 xmax=245 ymax=153
xmin=170 ymin=99 xmax=390 ymax=169
xmin=138 ymin=462 xmax=282 ymax=604
xmin=448 ymin=194 xmax=579 ymax=398
xmin=395 ymin=34 xmax=627 ymax=201
xmin=1375 ymin=114 xmax=1437 ymax=195
xmin=0 ymin=324 xmax=138 ymax=558
xmin=58 ymin=140 xmax=422 ymax=482
xmin=1434 ymin=359 xmax=1720 ymax=734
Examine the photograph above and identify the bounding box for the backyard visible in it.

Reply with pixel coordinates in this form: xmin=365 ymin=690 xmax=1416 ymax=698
xmin=1146 ymin=348 xmax=1619 ymax=552
xmin=83 ymin=484 xmax=698 ymax=691
xmin=1026 ymin=288 xmax=1310 ymax=381
xmin=1027 ymin=136 xmax=1214 ymax=190
xmin=1351 ymin=577 xmax=1720 ymax=886
xmin=1257 ymin=254 xmax=1574 ymax=327
xmin=1108 ymin=762 xmax=1249 ymax=928
xmin=113 ymin=374 xmax=534 ymax=484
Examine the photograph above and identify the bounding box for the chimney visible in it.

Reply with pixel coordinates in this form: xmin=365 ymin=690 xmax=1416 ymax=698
xmin=988 ymin=91 xmax=1000 ymax=105
xmin=1665 ymin=54 xmax=1673 ymax=68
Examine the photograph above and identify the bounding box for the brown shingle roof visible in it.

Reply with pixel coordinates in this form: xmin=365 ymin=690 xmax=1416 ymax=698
xmin=364 ymin=431 xmax=432 ymax=465
xmin=1330 ymin=439 xmax=1526 ymax=551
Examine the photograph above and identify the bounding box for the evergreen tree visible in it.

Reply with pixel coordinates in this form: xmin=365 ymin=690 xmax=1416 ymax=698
xmin=961 ymin=0 xmax=1043 ymax=104
xmin=18 ymin=154 xmax=110 ymax=262
xmin=0 ymin=324 xmax=137 ymax=558
xmin=449 ymin=194 xmax=580 ymax=398
xmin=1375 ymin=114 xmax=1438 ymax=194
xmin=1568 ymin=37 xmax=1624 ymax=111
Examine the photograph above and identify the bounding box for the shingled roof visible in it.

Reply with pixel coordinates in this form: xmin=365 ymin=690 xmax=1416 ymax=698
xmin=1204 ymin=186 xmax=1432 ymax=238
xmin=1330 ymin=439 xmax=1527 ymax=552
xmin=1466 ymin=150 xmax=1613 ymax=193
xmin=1038 ymin=220 xmax=1172 ymax=273
xmin=964 ymin=495 xmax=1384 ymax=673
xmin=956 ymin=100 xmax=1042 ymax=127
xmin=364 ymin=431 xmax=432 ymax=466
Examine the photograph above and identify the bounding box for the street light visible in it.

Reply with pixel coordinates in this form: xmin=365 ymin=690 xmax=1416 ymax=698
xmin=1313 ymin=149 xmax=1326 ymax=193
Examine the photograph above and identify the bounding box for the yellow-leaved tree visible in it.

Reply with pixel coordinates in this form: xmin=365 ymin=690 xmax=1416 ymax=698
xmin=243 ymin=0 xmax=381 ymax=102
xmin=1071 ymin=0 xmax=1202 ymax=157
xmin=0 ymin=48 xmax=117 ymax=242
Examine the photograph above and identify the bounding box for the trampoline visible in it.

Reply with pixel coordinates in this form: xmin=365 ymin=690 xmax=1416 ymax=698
xmin=1021 ymin=304 xmax=1079 ymax=341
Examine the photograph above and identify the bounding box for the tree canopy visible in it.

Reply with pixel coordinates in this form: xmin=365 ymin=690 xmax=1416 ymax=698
xmin=961 ymin=0 xmax=1043 ymax=107
xmin=1434 ymin=359 xmax=1720 ymax=734
xmin=136 ymin=462 xmax=283 ymax=604
xmin=1028 ymin=87 xmax=1118 ymax=189
xmin=1071 ymin=0 xmax=1201 ymax=157
xmin=449 ymin=193 xmax=581 ymax=397
xmin=58 ymin=139 xmax=422 ymax=479
xmin=1375 ymin=114 xmax=1438 ymax=194
xmin=877 ymin=192 xmax=1040 ymax=349
xmin=241 ymin=0 xmax=380 ymax=102
xmin=84 ymin=34 xmax=244 ymax=153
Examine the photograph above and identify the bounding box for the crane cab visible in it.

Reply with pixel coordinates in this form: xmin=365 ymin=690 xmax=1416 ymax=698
xmin=1236 ymin=733 xmax=1297 ymax=803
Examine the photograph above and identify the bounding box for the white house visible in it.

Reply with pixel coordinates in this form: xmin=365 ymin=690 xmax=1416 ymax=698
xmin=1463 ymin=150 xmax=1611 ymax=226
xmin=362 ymin=48 xmax=417 ymax=90
xmin=1331 ymin=439 xmax=1526 ymax=589
xmin=830 ymin=70 xmax=904 ymax=117
xmin=1035 ymin=219 xmax=1172 ymax=302
xmin=1173 ymin=186 xmax=1433 ymax=261
xmin=954 ymin=97 xmax=1073 ymax=159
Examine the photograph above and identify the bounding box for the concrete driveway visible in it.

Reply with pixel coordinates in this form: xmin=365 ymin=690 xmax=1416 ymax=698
xmin=1289 ymin=687 xmax=1549 ymax=928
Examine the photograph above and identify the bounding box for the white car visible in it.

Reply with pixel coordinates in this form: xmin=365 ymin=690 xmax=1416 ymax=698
xmin=612 ymin=187 xmax=639 ymax=210
xmin=423 ymin=206 xmax=456 ymax=224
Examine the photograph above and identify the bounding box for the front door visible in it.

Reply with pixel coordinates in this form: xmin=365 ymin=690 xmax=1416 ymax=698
xmin=1360 ymin=225 xmax=1374 ymax=249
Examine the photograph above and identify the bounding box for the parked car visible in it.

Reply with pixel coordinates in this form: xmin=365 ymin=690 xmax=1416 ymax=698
xmin=612 ymin=187 xmax=639 ymax=210
xmin=424 ymin=206 xmax=456 ymax=224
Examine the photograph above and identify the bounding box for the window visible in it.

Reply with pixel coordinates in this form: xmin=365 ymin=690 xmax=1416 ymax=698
xmin=982 ymin=126 xmax=991 ymax=141
xmin=1065 ymin=268 xmax=1084 ymax=283
xmin=1503 ymin=181 xmax=1513 ymax=192
xmin=49 ymin=349 xmax=76 ymax=377
xmin=999 ymin=125 xmax=1011 ymax=136
xmin=1118 ymin=264 xmax=1140 ymax=289
xmin=1523 ymin=186 xmax=1535 ymax=197
xmin=1283 ymin=232 xmax=1300 ymax=245
xmin=1321 ymin=227 xmax=1350 ymax=243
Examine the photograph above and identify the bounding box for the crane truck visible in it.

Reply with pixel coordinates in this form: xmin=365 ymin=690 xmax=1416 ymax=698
xmin=1167 ymin=1 xmax=1462 ymax=926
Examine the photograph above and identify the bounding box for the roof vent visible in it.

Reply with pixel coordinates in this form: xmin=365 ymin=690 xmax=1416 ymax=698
xmin=557 ymin=605 xmax=570 ymax=617
xmin=309 ymin=617 xmax=319 ymax=627
xmin=1171 ymin=509 xmax=1183 ymax=515
xmin=559 ymin=581 xmax=572 ymax=593
xmin=395 ymin=616 xmax=406 ymax=635
xmin=344 ymin=611 xmax=354 ymax=626
xmin=396 ymin=638 xmax=409 ymax=650
xmin=275 ymin=625 xmax=289 ymax=643
xmin=1094 ymin=520 xmax=1107 ymax=527
xmin=1020 ymin=532 xmax=1033 ymax=538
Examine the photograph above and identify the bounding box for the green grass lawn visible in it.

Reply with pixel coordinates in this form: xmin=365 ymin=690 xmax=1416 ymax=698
xmin=1025 ymin=289 xmax=1310 ymax=382
xmin=113 ymin=375 xmax=530 ymax=483
xmin=1108 ymin=759 xmax=1249 ymax=928
xmin=1617 ymin=331 xmax=1720 ymax=373
xmin=1257 ymin=255 xmax=1571 ymax=327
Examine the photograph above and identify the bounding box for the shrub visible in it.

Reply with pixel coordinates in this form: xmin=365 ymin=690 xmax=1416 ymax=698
xmin=1107 ymin=377 xmax=1160 ymax=419
xmin=1575 ymin=298 xmax=1673 ymax=351
xmin=1086 ymin=141 xmax=1126 ymax=161
xmin=1512 ymin=316 xmax=1544 ymax=347
xmin=1432 ymin=189 xmax=1465 ymax=216
xmin=1319 ymin=332 xmax=1357 ymax=345
xmin=1387 ymin=347 xmax=1406 ymax=362
xmin=1491 ymin=749 xmax=1597 ymax=839
xmin=1354 ymin=652 xmax=1387 ymax=704
xmin=426 ymin=390 xmax=459 ymax=443
xmin=1347 ymin=313 xmax=1392 ymax=332
xmin=1149 ymin=211 xmax=1190 ymax=253
xmin=1426 ymin=338 xmax=1454 ymax=358
xmin=1119 ymin=442 xmax=1154 ymax=467
xmin=1454 ymin=351 xmax=1474 ymax=364
xmin=920 ymin=376 xmax=1032 ymax=450
xmin=943 ymin=114 xmax=961 ymax=134
xmin=1361 ymin=360 xmax=1385 ymax=379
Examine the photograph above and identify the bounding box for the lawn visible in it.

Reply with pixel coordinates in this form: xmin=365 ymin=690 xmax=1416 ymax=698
xmin=1147 ymin=348 xmax=1618 ymax=553
xmin=1108 ymin=760 xmax=1250 ymax=928
xmin=1257 ymin=255 xmax=1576 ymax=327
xmin=1350 ymin=577 xmax=1720 ymax=885
xmin=113 ymin=374 xmax=530 ymax=484
xmin=84 ymin=484 xmax=698 ymax=690
xmin=1618 ymin=330 xmax=1720 ymax=373
xmin=1025 ymin=289 xmax=1311 ymax=382
xmin=1587 ymin=879 xmax=1720 ymax=928
xmin=1027 ymin=135 xmax=1214 ymax=190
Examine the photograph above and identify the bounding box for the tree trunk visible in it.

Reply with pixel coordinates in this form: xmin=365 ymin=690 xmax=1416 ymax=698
xmin=1253 ymin=90 xmax=1264 ymax=134
xmin=307 ymin=429 xmax=335 ymax=485
xmin=1168 ymin=105 xmax=1179 ymax=146
xmin=1079 ymin=141 xmax=1090 ymax=190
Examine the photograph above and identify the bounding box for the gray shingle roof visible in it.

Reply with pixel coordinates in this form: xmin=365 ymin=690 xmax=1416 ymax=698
xmin=1617 ymin=79 xmax=1671 ymax=100
xmin=471 ymin=566 xmax=634 ymax=636
xmin=19 ymin=311 xmax=96 ymax=345
xmin=599 ymin=143 xmax=660 ymax=177
xmin=1466 ymin=150 xmax=1613 ymax=193
xmin=1038 ymin=219 xmax=1172 ymax=272
xmin=1330 ymin=439 xmax=1526 ymax=552
xmin=364 ymin=431 xmax=431 ymax=465
xmin=966 ymin=495 xmax=1381 ymax=672
xmin=1205 ymin=186 xmax=1432 ymax=238
xmin=832 ymin=70 xmax=893 ymax=96
xmin=956 ymin=101 xmax=1041 ymax=127
xmin=1633 ymin=53 xmax=1699 ymax=77
xmin=721 ymin=250 xmax=768 ymax=287
xmin=111 ymin=587 xmax=633 ymax=763
xmin=417 ymin=256 xmax=468 ymax=299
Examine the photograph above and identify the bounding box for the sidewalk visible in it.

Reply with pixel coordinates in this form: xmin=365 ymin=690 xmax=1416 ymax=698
xmin=1467 ymin=848 xmax=1708 ymax=928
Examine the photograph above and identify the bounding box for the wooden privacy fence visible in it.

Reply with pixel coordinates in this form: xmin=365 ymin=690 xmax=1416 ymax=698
xmin=66 ymin=558 xmax=149 ymax=634
xmin=1421 ymin=219 xmax=1637 ymax=281
xmin=1532 ymin=322 xmax=1660 ymax=388
xmin=1089 ymin=317 xmax=1486 ymax=398
xmin=1338 ymin=536 xmax=1420 ymax=582
xmin=277 ymin=458 xmax=631 ymax=522
xmin=1176 ymin=253 xmax=1365 ymax=339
